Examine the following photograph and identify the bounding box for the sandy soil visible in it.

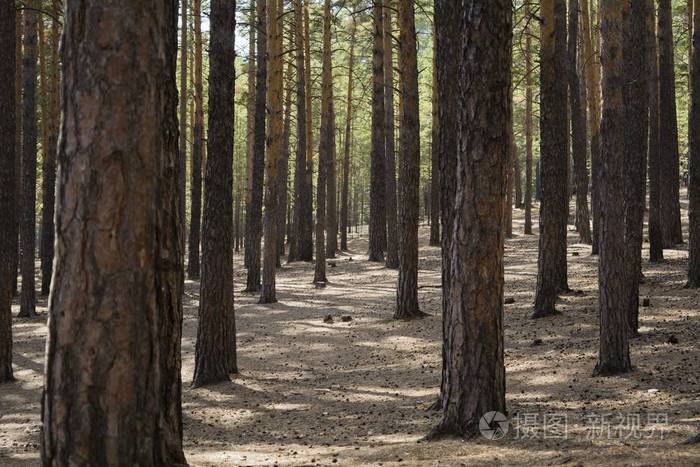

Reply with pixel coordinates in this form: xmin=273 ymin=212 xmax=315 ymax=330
xmin=1 ymin=202 xmax=699 ymax=466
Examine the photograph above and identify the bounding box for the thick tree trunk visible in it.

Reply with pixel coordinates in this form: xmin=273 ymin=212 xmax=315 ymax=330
xmin=524 ymin=9 xmax=534 ymax=235
xmin=0 ymin=0 xmax=16 ymax=383
xmin=623 ymin=0 xmax=651 ymax=335
xmin=658 ymin=0 xmax=684 ymax=247
xmin=648 ymin=5 xmax=664 ymax=263
xmin=533 ymin=0 xmax=569 ymax=318
xmin=12 ymin=11 xmax=21 ymax=298
xmin=368 ymin=1 xmax=386 ymax=263
xmin=261 ymin=0 xmax=283 ymax=303
xmin=19 ymin=6 xmax=38 ymax=319
xmin=41 ymin=1 xmax=186 ymax=463
xmin=340 ymin=16 xmax=356 ymax=252
xmin=569 ymin=0 xmax=592 ymax=245
xmin=188 ymin=0 xmax=204 ymax=280
xmin=428 ymin=0 xmax=510 ymax=438
xmin=689 ymin=0 xmax=700 ymax=287
xmin=394 ymin=0 xmax=422 ymax=320
xmin=384 ymin=1 xmax=399 ymax=269
xmin=314 ymin=0 xmax=334 ymax=286
xmin=193 ymin=0 xmax=237 ymax=386
xmin=595 ymin=0 xmax=632 ymax=376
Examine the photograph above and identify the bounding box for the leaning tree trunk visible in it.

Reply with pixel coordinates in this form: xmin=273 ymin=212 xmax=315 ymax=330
xmin=533 ymin=0 xmax=569 ymax=318
xmin=648 ymin=5 xmax=664 ymax=263
xmin=623 ymin=0 xmax=651 ymax=335
xmin=658 ymin=0 xmax=684 ymax=247
xmin=595 ymin=0 xmax=632 ymax=376
xmin=384 ymin=0 xmax=399 ymax=269
xmin=428 ymin=0 xmax=510 ymax=439
xmin=261 ymin=0 xmax=283 ymax=303
xmin=394 ymin=0 xmax=423 ymax=320
xmin=246 ymin=0 xmax=267 ymax=291
xmin=368 ymin=1 xmax=386 ymax=262
xmin=689 ymin=0 xmax=700 ymax=287
xmin=19 ymin=5 xmax=38 ymax=319
xmin=340 ymin=15 xmax=356 ymax=252
xmin=41 ymin=1 xmax=186 ymax=463
xmin=188 ymin=0 xmax=204 ymax=280
xmin=193 ymin=0 xmax=237 ymax=386
xmin=0 ymin=0 xmax=16 ymax=383
xmin=568 ymin=0 xmax=592 ymax=245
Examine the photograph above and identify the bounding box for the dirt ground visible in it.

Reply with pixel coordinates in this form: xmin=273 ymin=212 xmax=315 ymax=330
xmin=1 ymin=201 xmax=699 ymax=466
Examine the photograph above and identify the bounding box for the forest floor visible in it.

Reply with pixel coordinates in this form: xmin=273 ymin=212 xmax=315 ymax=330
xmin=1 ymin=199 xmax=700 ymax=466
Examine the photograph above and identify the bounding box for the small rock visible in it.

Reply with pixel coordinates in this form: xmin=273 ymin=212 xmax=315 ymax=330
xmin=341 ymin=315 xmax=352 ymax=322
xmin=504 ymin=297 xmax=516 ymax=305
xmin=572 ymin=252 xmax=580 ymax=257
xmin=532 ymin=338 xmax=543 ymax=346
xmin=642 ymin=298 xmax=651 ymax=307
xmin=648 ymin=388 xmax=660 ymax=394
xmin=323 ymin=315 xmax=334 ymax=324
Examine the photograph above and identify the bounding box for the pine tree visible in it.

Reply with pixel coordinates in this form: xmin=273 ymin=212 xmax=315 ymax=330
xmin=384 ymin=0 xmax=399 ymax=269
xmin=689 ymin=0 xmax=700 ymax=287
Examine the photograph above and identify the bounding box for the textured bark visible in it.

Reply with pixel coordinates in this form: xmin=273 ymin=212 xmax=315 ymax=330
xmin=581 ymin=0 xmax=602 ymax=254
xmin=0 ymin=0 xmax=16 ymax=383
xmin=595 ymin=0 xmax=632 ymax=376
xmin=178 ymin=0 xmax=188 ymax=251
xmin=658 ymin=0 xmax=684 ymax=247
xmin=39 ymin=8 xmax=59 ymax=296
xmin=514 ymin=153 xmax=523 ymax=208
xmin=384 ymin=1 xmax=399 ymax=269
xmin=689 ymin=0 xmax=700 ymax=287
xmin=19 ymin=5 xmax=38 ymax=318
xmin=524 ymin=8 xmax=534 ymax=235
xmin=394 ymin=0 xmax=422 ymax=320
xmin=194 ymin=0 xmax=237 ymax=386
xmin=429 ymin=28 xmax=440 ymax=246
xmin=340 ymin=16 xmax=356 ymax=252
xmin=505 ymin=93 xmax=514 ymax=239
xmin=533 ymin=0 xmax=569 ymax=318
xmin=278 ymin=58 xmax=292 ymax=260
xmin=429 ymin=0 xmax=510 ymax=438
xmin=368 ymin=1 xmax=386 ymax=263
xmin=261 ymin=0 xmax=283 ymax=303
xmin=623 ymin=0 xmax=651 ymax=335
xmin=314 ymin=0 xmax=333 ymax=286
xmin=246 ymin=0 xmax=267 ymax=291
xmin=303 ymin=1 xmax=314 ymax=261
xmin=41 ymin=1 xmax=186 ymax=463
xmin=325 ymin=12 xmax=338 ymax=261
xmin=648 ymin=5 xmax=664 ymax=263
xmin=188 ymin=0 xmax=204 ymax=280
xmin=569 ymin=0 xmax=592 ymax=245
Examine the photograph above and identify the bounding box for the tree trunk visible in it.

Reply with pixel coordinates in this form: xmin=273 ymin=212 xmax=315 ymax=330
xmin=623 ymin=0 xmax=651 ymax=335
xmin=384 ymin=0 xmax=399 ymax=269
xmin=658 ymin=0 xmax=684 ymax=247
xmin=0 ymin=0 xmax=16 ymax=383
xmin=278 ymin=57 xmax=292 ymax=261
xmin=188 ymin=0 xmax=204 ymax=280
xmin=648 ymin=4 xmax=664 ymax=263
xmin=246 ymin=0 xmax=267 ymax=292
xmin=595 ymin=0 xmax=632 ymax=376
xmin=514 ymin=152 xmax=523 ymax=209
xmin=429 ymin=28 xmax=440 ymax=246
xmin=569 ymin=0 xmax=592 ymax=245
xmin=178 ymin=0 xmax=188 ymax=254
xmin=325 ymin=28 xmax=338 ymax=261
xmin=245 ymin=0 xmax=256 ymax=266
xmin=41 ymin=1 xmax=186 ymax=462
xmin=261 ymin=0 xmax=283 ymax=303
xmin=303 ymin=0 xmax=314 ymax=261
xmin=524 ymin=7 xmax=534 ymax=235
xmin=505 ymin=91 xmax=514 ymax=239
xmin=12 ymin=10 xmax=21 ymax=298
xmin=394 ymin=0 xmax=422 ymax=320
xmin=533 ymin=0 xmax=569 ymax=318
xmin=368 ymin=1 xmax=386 ymax=263
xmin=193 ymin=0 xmax=237 ymax=386
xmin=689 ymin=0 xmax=700 ymax=287
xmin=428 ymin=0 xmax=510 ymax=438
xmin=340 ymin=16 xmax=356 ymax=252
xmin=19 ymin=5 xmax=38 ymax=319
xmin=581 ymin=0 xmax=602 ymax=255
xmin=39 ymin=9 xmax=58 ymax=296
xmin=314 ymin=0 xmax=334 ymax=285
